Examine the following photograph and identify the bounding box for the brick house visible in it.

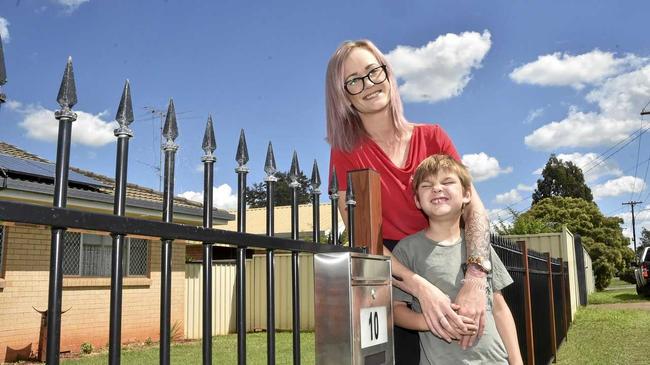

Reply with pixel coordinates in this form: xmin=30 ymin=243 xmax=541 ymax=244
xmin=0 ymin=142 xmax=234 ymax=362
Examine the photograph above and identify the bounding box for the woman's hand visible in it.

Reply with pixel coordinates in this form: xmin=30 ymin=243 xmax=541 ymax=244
xmin=413 ymin=276 xmax=476 ymax=342
xmin=454 ymin=270 xmax=487 ymax=349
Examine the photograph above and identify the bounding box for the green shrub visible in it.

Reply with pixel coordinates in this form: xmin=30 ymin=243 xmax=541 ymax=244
xmin=144 ymin=337 xmax=153 ymax=346
xmin=80 ymin=342 xmax=93 ymax=354
xmin=618 ymin=268 xmax=636 ymax=284
xmin=593 ymin=258 xmax=616 ymax=290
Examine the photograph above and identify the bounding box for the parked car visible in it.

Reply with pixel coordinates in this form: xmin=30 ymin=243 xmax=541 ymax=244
xmin=633 ymin=246 xmax=650 ymax=296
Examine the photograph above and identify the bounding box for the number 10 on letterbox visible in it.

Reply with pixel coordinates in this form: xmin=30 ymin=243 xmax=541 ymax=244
xmin=314 ymin=252 xmax=395 ymax=365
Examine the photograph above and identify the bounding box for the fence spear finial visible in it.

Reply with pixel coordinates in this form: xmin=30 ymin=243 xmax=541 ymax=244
xmin=162 ymin=98 xmax=178 ymax=146
xmin=264 ymin=141 xmax=277 ymax=176
xmin=346 ymin=172 xmax=355 ymax=201
xmin=202 ymin=114 xmax=216 ymax=157
xmin=115 ymin=80 xmax=134 ymax=135
xmin=310 ymin=159 xmax=321 ymax=191
xmin=56 ymin=56 xmax=77 ymax=110
xmin=329 ymin=167 xmax=338 ymax=195
xmin=289 ymin=150 xmax=300 ymax=184
xmin=235 ymin=129 xmax=249 ymax=167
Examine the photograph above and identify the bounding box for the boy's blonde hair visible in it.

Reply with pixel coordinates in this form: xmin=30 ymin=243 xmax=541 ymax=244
xmin=412 ymin=154 xmax=472 ymax=193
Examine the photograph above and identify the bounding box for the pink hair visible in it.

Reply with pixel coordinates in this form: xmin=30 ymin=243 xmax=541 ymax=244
xmin=325 ymin=39 xmax=409 ymax=152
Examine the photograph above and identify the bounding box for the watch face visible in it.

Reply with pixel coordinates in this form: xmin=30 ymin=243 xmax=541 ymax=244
xmin=482 ymin=260 xmax=492 ymax=272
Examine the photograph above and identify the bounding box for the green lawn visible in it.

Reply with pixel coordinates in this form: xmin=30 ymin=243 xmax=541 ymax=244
xmin=555 ymin=307 xmax=650 ymax=365
xmin=555 ymin=278 xmax=649 ymax=364
xmin=588 ymin=278 xmax=649 ymax=305
xmin=61 ymin=332 xmax=314 ymax=365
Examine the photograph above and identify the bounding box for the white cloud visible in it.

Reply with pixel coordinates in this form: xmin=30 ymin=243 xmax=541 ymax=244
xmin=510 ymin=50 xmax=643 ymax=89
xmin=17 ymin=104 xmax=116 ymax=147
xmin=524 ymin=107 xmax=639 ymax=150
xmin=524 ymin=107 xmax=544 ymax=124
xmin=386 ymin=30 xmax=491 ymax=103
xmin=585 ymin=64 xmax=650 ymax=121
xmin=0 ymin=17 xmax=9 ymax=42
xmin=617 ymin=207 xmax=650 ymax=241
xmin=592 ymin=176 xmax=646 ymax=199
xmin=522 ymin=56 xmax=650 ymax=151
xmin=555 ymin=152 xmax=622 ymax=183
xmin=5 ymin=99 xmax=22 ymax=111
xmin=179 ymin=183 xmax=237 ymax=210
xmin=487 ymin=207 xmax=516 ymax=222
xmin=462 ymin=152 xmax=512 ymax=182
xmin=494 ymin=189 xmax=522 ymax=205
xmin=55 ymin=0 xmax=90 ymax=12
xmin=516 ymin=183 xmax=535 ymax=192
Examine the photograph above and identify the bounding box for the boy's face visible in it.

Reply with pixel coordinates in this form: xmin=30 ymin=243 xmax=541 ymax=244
xmin=414 ymin=170 xmax=471 ymax=220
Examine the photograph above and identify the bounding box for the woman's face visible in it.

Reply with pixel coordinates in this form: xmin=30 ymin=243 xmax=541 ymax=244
xmin=342 ymin=47 xmax=391 ymax=114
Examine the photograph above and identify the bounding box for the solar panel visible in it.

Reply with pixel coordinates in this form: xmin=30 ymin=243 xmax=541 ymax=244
xmin=0 ymin=153 xmax=107 ymax=188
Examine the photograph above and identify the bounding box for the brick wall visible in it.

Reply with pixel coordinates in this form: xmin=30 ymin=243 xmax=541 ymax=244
xmin=0 ymin=223 xmax=186 ymax=362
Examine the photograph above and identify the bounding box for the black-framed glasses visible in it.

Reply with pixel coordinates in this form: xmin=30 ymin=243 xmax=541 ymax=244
xmin=344 ymin=65 xmax=388 ymax=95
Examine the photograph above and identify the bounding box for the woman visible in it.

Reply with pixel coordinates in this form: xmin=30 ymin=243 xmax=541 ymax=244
xmin=326 ymin=39 xmax=493 ymax=363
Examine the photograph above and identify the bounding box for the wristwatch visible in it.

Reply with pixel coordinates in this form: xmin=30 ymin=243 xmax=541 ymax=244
xmin=467 ymin=255 xmax=492 ymax=273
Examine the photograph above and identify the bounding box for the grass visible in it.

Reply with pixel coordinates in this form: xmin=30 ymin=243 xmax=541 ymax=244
xmin=588 ymin=278 xmax=649 ymax=305
xmin=61 ymin=332 xmax=314 ymax=365
xmin=555 ymin=276 xmax=649 ymax=364
xmin=555 ymin=307 xmax=650 ymax=364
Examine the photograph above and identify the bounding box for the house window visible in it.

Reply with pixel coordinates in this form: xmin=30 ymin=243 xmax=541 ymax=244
xmin=0 ymin=225 xmax=5 ymax=277
xmin=62 ymin=232 xmax=148 ymax=277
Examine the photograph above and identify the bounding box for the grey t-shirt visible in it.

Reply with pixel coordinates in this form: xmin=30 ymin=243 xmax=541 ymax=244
xmin=392 ymin=230 xmax=514 ymax=365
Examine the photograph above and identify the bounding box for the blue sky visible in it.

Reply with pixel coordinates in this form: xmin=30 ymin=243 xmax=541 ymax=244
xmin=2 ymin=1 xmax=650 ymax=247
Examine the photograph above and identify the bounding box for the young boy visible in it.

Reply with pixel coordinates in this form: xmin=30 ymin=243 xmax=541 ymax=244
xmin=392 ymin=154 xmax=523 ymax=365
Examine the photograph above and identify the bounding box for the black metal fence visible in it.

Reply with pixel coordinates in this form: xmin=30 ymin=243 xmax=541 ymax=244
xmin=492 ymin=235 xmax=572 ymax=365
xmin=0 ymin=57 xmax=361 ymax=365
xmin=0 ymin=50 xmax=574 ymax=365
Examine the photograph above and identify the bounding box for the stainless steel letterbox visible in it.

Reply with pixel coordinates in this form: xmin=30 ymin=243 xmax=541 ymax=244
xmin=314 ymin=252 xmax=394 ymax=365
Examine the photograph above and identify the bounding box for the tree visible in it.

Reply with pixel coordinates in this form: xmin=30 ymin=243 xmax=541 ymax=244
xmin=495 ymin=208 xmax=553 ymax=235
xmin=506 ymin=196 xmax=635 ymax=290
xmin=637 ymin=227 xmax=650 ymax=256
xmin=245 ymin=171 xmax=312 ymax=208
xmin=532 ymin=154 xmax=593 ymax=205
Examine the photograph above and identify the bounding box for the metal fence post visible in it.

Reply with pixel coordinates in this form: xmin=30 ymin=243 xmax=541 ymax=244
xmin=518 ymin=240 xmax=535 ymax=365
xmin=235 ymin=129 xmax=249 ymax=365
xmin=288 ymin=151 xmax=301 ymax=365
xmin=109 ymin=80 xmax=134 ymax=365
xmin=264 ymin=141 xmax=277 ymax=365
xmin=328 ymin=168 xmax=339 ymax=245
xmin=310 ymin=160 xmax=321 ymax=243
xmin=0 ymin=34 xmax=6 ymax=107
xmin=160 ymin=98 xmax=178 ymax=365
xmin=546 ymin=253 xmax=557 ymax=363
xmin=47 ymin=57 xmax=78 ymax=365
xmin=349 ymin=169 xmax=382 ymax=254
xmin=345 ymin=173 xmax=355 ymax=248
xmin=201 ymin=115 xmax=217 ymax=365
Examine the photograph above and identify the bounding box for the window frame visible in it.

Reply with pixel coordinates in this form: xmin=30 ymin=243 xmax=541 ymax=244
xmin=64 ymin=231 xmax=149 ymax=278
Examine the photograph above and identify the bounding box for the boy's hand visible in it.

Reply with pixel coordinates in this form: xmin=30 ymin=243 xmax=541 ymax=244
xmin=415 ymin=278 xmax=476 ymax=342
xmin=455 ymin=270 xmax=487 ymax=349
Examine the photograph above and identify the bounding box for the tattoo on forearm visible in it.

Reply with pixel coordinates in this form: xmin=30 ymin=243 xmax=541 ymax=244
xmin=466 ymin=210 xmax=490 ymax=260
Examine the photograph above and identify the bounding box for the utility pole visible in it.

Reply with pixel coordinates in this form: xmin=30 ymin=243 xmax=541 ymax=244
xmin=623 ymin=200 xmax=642 ymax=255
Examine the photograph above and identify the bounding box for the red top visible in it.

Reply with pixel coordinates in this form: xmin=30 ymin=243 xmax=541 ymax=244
xmin=329 ymin=124 xmax=461 ymax=241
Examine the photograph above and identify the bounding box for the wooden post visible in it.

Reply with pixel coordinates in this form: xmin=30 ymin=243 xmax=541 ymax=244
xmin=349 ymin=169 xmax=382 ymax=255
xmin=546 ymin=253 xmax=557 ymax=363
xmin=560 ymin=261 xmax=568 ymax=343
xmin=519 ymin=240 xmax=535 ymax=365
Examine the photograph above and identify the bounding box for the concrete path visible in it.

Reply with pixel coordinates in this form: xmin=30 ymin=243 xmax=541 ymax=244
xmin=592 ymin=301 xmax=650 ymax=310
